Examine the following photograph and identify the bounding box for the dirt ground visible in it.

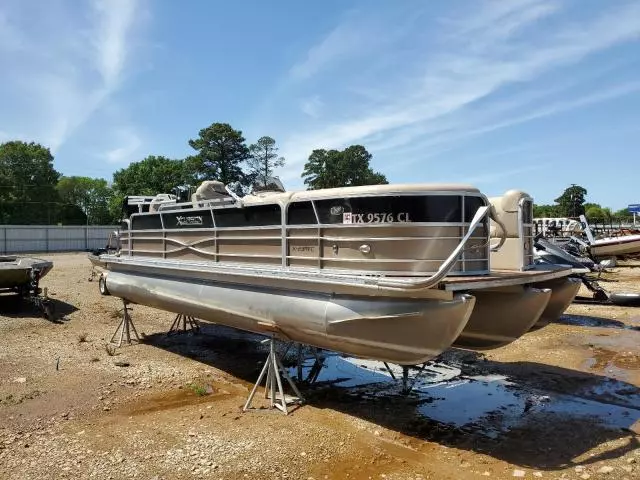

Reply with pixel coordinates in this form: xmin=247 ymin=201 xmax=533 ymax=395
xmin=0 ymin=253 xmax=638 ymax=480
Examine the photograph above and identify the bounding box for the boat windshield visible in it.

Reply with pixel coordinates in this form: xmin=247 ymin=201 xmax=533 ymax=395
xmin=252 ymin=176 xmax=285 ymax=193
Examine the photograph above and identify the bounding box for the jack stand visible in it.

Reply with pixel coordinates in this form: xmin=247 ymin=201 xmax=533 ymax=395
xmin=401 ymin=362 xmax=430 ymax=394
xmin=167 ymin=313 xmax=200 ymax=336
xmin=109 ymin=299 xmax=140 ymax=347
xmin=30 ymin=286 xmax=54 ymax=320
xmin=299 ymin=347 xmax=325 ymax=384
xmin=243 ymin=337 xmax=304 ymax=415
xmin=88 ymin=267 xmax=98 ymax=282
xmin=383 ymin=362 xmax=397 ymax=380
xmin=402 ymin=366 xmax=409 ymax=394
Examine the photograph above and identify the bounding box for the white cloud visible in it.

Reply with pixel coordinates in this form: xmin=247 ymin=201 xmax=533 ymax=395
xmin=0 ymin=0 xmax=144 ymax=156
xmin=273 ymin=1 xmax=640 ymax=181
xmin=383 ymin=81 xmax=640 ymax=169
xmin=458 ymin=163 xmax=549 ymax=186
xmin=0 ymin=10 xmax=23 ymax=51
xmin=289 ymin=22 xmax=366 ymax=81
xmin=300 ymin=96 xmax=324 ymax=118
xmin=103 ymin=128 xmax=142 ymax=164
xmin=92 ymin=0 xmax=138 ymax=88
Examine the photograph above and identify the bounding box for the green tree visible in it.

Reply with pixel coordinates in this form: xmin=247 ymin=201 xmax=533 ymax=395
xmin=112 ymin=156 xmax=188 ymax=196
xmin=554 ymin=184 xmax=587 ymax=217
xmin=0 ymin=141 xmax=61 ymax=224
xmin=187 ymin=123 xmax=250 ymax=190
xmin=601 ymin=207 xmax=613 ymax=222
xmin=247 ymin=136 xmax=285 ymax=187
xmin=614 ymin=208 xmax=633 ymax=222
xmin=302 ymin=149 xmax=340 ymax=190
xmin=532 ymin=204 xmax=560 ymax=218
xmin=57 ymin=176 xmax=115 ymax=225
xmin=302 ymin=145 xmax=388 ymax=190
xmin=585 ymin=205 xmax=604 ymax=221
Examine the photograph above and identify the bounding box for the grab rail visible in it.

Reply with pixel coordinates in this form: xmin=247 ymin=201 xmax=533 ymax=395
xmin=373 ymin=205 xmax=491 ymax=290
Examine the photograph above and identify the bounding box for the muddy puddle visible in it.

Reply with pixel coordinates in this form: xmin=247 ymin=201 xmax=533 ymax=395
xmin=148 ymin=324 xmax=640 ymax=439
xmin=285 ymin=353 xmax=640 ymax=439
xmin=126 ymin=382 xmax=237 ymax=416
xmin=587 ymin=347 xmax=640 ymax=371
xmin=574 ymin=325 xmax=640 ymax=377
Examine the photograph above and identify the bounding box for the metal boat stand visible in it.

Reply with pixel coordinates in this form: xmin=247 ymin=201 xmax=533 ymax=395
xmin=243 ymin=337 xmax=304 ymax=415
xmin=167 ymin=313 xmax=201 ymax=336
xmin=21 ymin=270 xmax=54 ymax=321
xmin=27 ymin=285 xmax=54 ymax=321
xmin=109 ymin=299 xmax=140 ymax=347
xmin=88 ymin=267 xmax=98 ymax=282
xmin=383 ymin=362 xmax=431 ymax=394
xmin=278 ymin=342 xmax=325 ymax=383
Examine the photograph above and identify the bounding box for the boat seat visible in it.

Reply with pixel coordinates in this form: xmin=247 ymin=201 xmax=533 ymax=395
xmin=190 ymin=180 xmax=237 ymax=207
xmin=490 ymin=189 xmax=534 ymax=271
xmin=242 ymin=191 xmax=295 ymax=205
xmin=193 ymin=180 xmax=229 ymax=201
xmin=149 ymin=194 xmax=177 ymax=213
xmin=489 ymin=190 xmax=529 ymax=238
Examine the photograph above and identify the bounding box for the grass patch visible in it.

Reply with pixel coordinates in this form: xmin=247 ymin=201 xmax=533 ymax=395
xmin=189 ymin=383 xmax=208 ymax=396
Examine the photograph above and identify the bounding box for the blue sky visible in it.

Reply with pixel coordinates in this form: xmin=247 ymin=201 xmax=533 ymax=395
xmin=1 ymin=0 xmax=639 ymax=209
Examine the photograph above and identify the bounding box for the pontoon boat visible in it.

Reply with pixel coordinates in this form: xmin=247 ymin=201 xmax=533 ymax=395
xmin=98 ymin=179 xmax=574 ymax=364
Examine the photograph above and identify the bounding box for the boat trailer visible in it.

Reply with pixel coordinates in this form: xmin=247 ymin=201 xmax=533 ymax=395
xmin=4 ymin=268 xmax=55 ymax=320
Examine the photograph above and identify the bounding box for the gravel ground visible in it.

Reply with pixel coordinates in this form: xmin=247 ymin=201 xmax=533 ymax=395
xmin=0 ymin=253 xmax=639 ymax=480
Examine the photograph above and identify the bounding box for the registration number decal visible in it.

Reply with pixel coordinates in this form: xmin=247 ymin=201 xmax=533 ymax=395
xmin=343 ymin=212 xmax=410 ymax=224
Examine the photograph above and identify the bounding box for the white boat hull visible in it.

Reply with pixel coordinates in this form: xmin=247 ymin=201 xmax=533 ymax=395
xmin=104 ymin=271 xmax=476 ymax=365
xmin=590 ymin=236 xmax=640 ymax=259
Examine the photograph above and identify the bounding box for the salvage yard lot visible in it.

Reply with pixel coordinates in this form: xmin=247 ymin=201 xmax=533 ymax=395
xmin=1 ymin=253 xmax=639 ymax=480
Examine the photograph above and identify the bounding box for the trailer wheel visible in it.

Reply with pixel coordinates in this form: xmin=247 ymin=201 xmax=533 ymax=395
xmin=98 ymin=275 xmax=110 ymax=296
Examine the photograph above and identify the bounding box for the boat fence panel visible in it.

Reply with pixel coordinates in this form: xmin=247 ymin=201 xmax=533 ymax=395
xmin=124 ymin=192 xmax=491 ymax=276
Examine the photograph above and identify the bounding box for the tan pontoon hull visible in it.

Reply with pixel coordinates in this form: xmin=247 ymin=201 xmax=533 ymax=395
xmin=452 ymin=286 xmax=551 ymax=350
xmin=104 ymin=270 xmax=476 ymax=365
xmin=531 ymin=276 xmax=581 ymax=328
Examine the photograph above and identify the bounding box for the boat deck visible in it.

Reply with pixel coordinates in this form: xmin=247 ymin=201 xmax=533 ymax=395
xmin=104 ymin=255 xmax=571 ymax=297
xmin=440 ymin=266 xmax=572 ymax=291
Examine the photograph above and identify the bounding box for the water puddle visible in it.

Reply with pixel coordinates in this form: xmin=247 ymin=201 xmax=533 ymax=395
xmin=287 ymin=353 xmax=640 ymax=439
xmin=559 ymin=314 xmax=640 ymax=331
xmin=150 ymin=325 xmax=640 ymax=439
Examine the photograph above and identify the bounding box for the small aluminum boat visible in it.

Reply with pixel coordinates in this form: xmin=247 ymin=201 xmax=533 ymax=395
xmin=0 ymin=255 xmax=53 ymax=293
